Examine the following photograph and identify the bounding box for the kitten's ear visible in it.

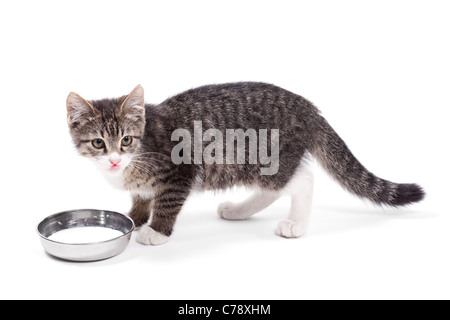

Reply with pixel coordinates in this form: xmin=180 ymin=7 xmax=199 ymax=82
xmin=66 ymin=92 xmax=97 ymax=125
xmin=119 ymin=85 xmax=145 ymax=119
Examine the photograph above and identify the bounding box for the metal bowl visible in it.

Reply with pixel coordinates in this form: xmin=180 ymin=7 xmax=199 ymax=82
xmin=37 ymin=209 xmax=134 ymax=262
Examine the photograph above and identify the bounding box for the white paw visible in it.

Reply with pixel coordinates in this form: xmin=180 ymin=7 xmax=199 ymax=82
xmin=137 ymin=226 xmax=170 ymax=246
xmin=276 ymin=219 xmax=306 ymax=238
xmin=217 ymin=201 xmax=246 ymax=220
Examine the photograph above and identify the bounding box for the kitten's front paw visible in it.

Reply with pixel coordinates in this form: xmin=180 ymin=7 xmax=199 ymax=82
xmin=137 ymin=226 xmax=170 ymax=246
xmin=276 ymin=219 xmax=306 ymax=238
xmin=217 ymin=202 xmax=246 ymax=220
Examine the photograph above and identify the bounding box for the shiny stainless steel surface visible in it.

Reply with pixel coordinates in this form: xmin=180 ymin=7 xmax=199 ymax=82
xmin=37 ymin=209 xmax=134 ymax=262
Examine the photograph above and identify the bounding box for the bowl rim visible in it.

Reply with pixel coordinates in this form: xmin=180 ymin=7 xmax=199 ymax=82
xmin=36 ymin=209 xmax=135 ymax=246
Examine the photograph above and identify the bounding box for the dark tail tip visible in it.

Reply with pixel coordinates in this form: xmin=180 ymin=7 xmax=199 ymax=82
xmin=390 ymin=183 xmax=425 ymax=206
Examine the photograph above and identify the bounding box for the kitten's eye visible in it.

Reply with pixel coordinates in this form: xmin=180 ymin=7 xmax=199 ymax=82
xmin=92 ymin=139 xmax=105 ymax=149
xmin=122 ymin=136 xmax=132 ymax=146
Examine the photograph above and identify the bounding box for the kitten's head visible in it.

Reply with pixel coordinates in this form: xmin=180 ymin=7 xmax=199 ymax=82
xmin=66 ymin=85 xmax=146 ymax=176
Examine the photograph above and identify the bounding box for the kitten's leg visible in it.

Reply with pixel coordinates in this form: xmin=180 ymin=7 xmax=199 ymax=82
xmin=218 ymin=191 xmax=281 ymax=220
xmin=276 ymin=166 xmax=314 ymax=238
xmin=137 ymin=184 xmax=189 ymax=246
xmin=128 ymin=194 xmax=153 ymax=229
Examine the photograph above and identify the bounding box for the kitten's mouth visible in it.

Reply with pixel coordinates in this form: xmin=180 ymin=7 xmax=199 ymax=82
xmin=110 ymin=165 xmax=121 ymax=171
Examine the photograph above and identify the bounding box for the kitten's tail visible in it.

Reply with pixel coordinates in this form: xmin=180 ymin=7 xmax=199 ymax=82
xmin=311 ymin=116 xmax=425 ymax=206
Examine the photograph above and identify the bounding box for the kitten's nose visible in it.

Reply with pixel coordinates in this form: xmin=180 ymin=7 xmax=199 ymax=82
xmin=110 ymin=159 xmax=121 ymax=166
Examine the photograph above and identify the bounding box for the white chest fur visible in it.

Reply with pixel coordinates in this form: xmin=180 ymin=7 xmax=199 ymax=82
xmin=101 ymin=169 xmax=155 ymax=200
xmin=101 ymin=171 xmax=126 ymax=190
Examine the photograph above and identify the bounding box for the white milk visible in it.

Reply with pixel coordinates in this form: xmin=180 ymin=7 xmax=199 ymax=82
xmin=49 ymin=227 xmax=124 ymax=244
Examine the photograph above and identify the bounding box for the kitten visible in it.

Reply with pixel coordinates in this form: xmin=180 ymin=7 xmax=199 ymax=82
xmin=66 ymin=83 xmax=425 ymax=245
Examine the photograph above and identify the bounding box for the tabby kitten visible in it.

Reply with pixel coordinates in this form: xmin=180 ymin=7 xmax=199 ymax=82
xmin=66 ymin=83 xmax=424 ymax=245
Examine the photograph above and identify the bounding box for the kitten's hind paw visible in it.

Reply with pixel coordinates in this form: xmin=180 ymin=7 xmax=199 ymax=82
xmin=276 ymin=219 xmax=306 ymax=238
xmin=137 ymin=226 xmax=169 ymax=246
xmin=217 ymin=201 xmax=247 ymax=220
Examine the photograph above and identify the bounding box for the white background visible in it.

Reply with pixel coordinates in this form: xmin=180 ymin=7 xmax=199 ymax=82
xmin=0 ymin=0 xmax=448 ymax=300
